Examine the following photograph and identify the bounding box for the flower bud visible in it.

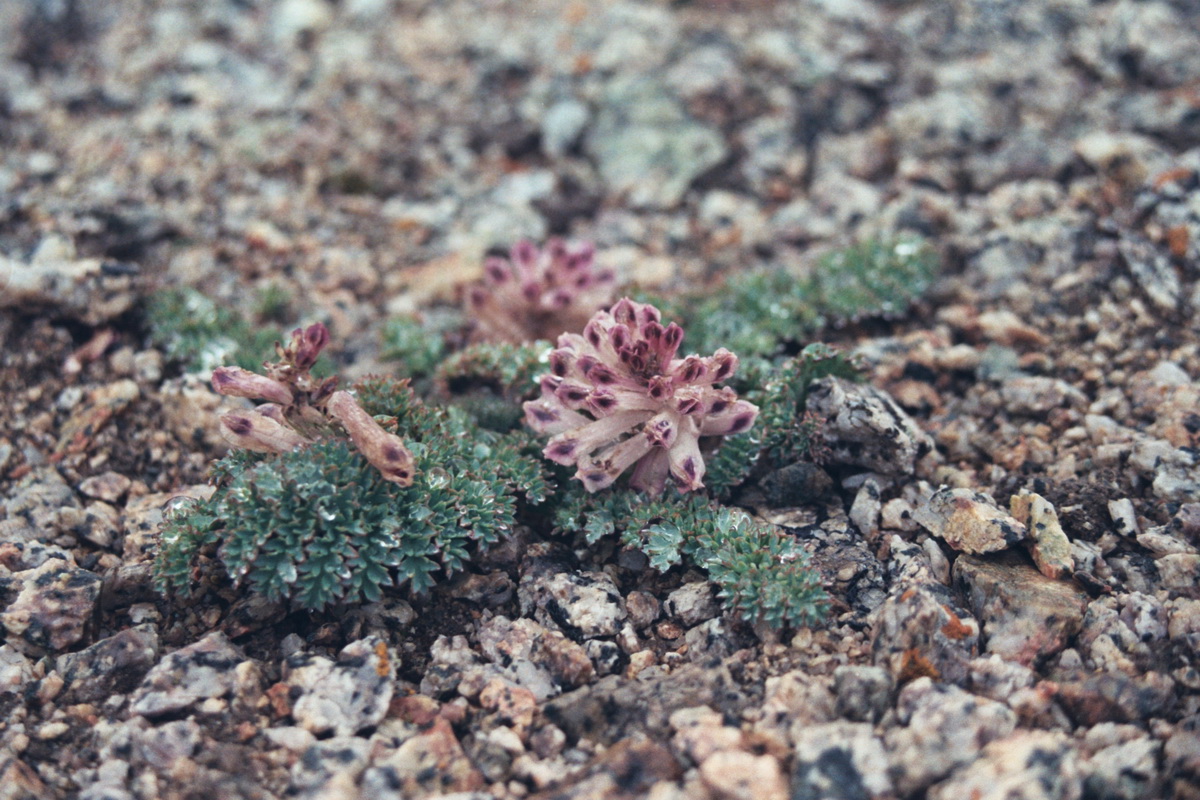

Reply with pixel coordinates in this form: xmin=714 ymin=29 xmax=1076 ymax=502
xmin=219 ymin=411 xmax=309 ymax=453
xmin=212 ymin=367 xmax=294 ymax=405
xmin=326 ymin=390 xmax=415 ymax=486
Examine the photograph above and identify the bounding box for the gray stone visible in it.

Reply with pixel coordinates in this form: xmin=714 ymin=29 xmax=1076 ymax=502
xmin=288 ymin=737 xmax=370 ymax=796
xmin=833 ymin=665 xmax=893 ymax=723
xmin=0 ymin=235 xmax=140 ymax=324
xmin=792 ymin=721 xmax=893 ymax=800
xmin=870 ymin=581 xmax=980 ymax=685
xmin=57 ymin=624 xmax=159 ymax=704
xmin=131 ymin=631 xmax=254 ymax=718
xmin=885 ymin=678 xmax=1018 ymax=796
xmin=927 ymin=730 xmax=1082 ymax=800
xmin=545 ymin=660 xmax=749 ymax=746
xmin=664 ymin=581 xmax=721 ymax=628
xmin=954 ymin=553 xmax=1088 ymax=667
xmin=1001 ymin=376 xmax=1087 ymax=415
xmin=1 ymin=555 xmax=102 ymax=654
xmin=285 ymin=636 xmax=394 ymax=737
xmin=1082 ymin=735 xmax=1162 ymax=800
xmin=586 ymin=78 xmax=725 ymax=210
xmin=807 ymin=377 xmax=933 ymax=474
xmin=533 ymin=570 xmax=626 ymax=640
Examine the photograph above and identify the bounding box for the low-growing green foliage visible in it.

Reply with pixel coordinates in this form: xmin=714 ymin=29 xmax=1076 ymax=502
xmin=643 ymin=234 xmax=938 ymax=361
xmin=434 ymin=340 xmax=549 ymax=430
xmin=155 ymin=377 xmax=549 ymax=609
xmin=555 ymin=489 xmax=827 ymax=629
xmin=146 ymin=287 xmax=282 ymax=372
xmin=705 ymin=343 xmax=861 ymax=498
xmin=381 ymin=313 xmax=453 ymax=378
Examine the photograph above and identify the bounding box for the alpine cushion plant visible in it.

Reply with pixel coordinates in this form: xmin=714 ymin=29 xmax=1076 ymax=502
xmin=211 ymin=322 xmax=415 ymax=485
xmin=465 ymin=238 xmax=617 ymax=344
xmin=523 ymin=298 xmax=759 ymax=494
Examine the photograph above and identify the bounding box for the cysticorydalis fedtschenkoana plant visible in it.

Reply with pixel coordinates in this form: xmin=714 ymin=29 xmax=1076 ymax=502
xmin=523 ymin=297 xmax=759 ymax=495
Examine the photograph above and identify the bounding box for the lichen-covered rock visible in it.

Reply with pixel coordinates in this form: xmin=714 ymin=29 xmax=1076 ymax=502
xmin=914 ymin=487 xmax=1027 ymax=554
xmin=664 ymin=581 xmax=722 ymax=628
xmin=288 ymin=737 xmax=370 ymax=797
xmin=1000 ymin=376 xmax=1086 ymax=414
xmin=954 ymin=554 xmax=1088 ymax=667
xmin=363 ymin=718 xmax=484 ymax=798
xmin=131 ymin=631 xmax=256 ymax=718
xmin=807 ymin=377 xmax=933 ymax=474
xmin=285 ymin=636 xmax=394 ymax=737
xmin=926 ymin=730 xmax=1082 ymax=800
xmin=0 ymin=234 xmax=140 ymax=324
xmin=545 ymin=660 xmax=749 ymax=746
xmin=1009 ymin=490 xmax=1074 ymax=578
xmin=1080 ymin=728 xmax=1163 ymax=800
xmin=477 ymin=616 xmax=595 ymax=692
xmin=532 ymin=570 xmax=627 ymax=640
xmin=833 ymin=665 xmax=893 ymax=723
xmin=792 ymin=721 xmax=893 ymax=800
xmin=870 ymin=581 xmax=980 ymax=685
xmin=57 ymin=624 xmax=159 ymax=704
xmin=885 ymin=678 xmax=1018 ymax=796
xmin=1 ymin=555 xmax=102 ymax=654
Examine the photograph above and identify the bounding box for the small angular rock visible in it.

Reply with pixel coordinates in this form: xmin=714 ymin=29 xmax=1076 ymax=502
xmin=914 ymin=487 xmax=1027 ymax=554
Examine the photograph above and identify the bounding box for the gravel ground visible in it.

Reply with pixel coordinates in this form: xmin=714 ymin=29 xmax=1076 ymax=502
xmin=1 ymin=1 xmax=1199 ymax=798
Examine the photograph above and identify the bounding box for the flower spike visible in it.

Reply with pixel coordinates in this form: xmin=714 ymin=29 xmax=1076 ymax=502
xmin=523 ymin=298 xmax=759 ymax=495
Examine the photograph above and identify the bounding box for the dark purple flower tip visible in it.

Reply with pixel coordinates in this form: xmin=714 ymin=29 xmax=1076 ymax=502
xmin=546 ymin=238 xmax=567 ymax=261
xmin=711 ymin=349 xmax=737 ymax=382
xmin=710 ymin=398 xmax=729 ymax=414
xmin=588 ymin=364 xmax=619 ymax=386
xmin=484 ymin=257 xmax=511 ymax=283
xmin=645 ymin=418 xmax=676 ymax=448
xmin=585 ymin=321 xmax=604 ymax=348
xmin=555 ymin=382 xmax=591 ymax=406
xmin=528 ymin=404 xmax=559 ymax=424
xmin=642 ymin=320 xmax=664 ymax=345
xmin=549 ymin=289 xmax=573 ymax=308
xmin=588 ymin=392 xmax=618 ymax=414
xmin=680 ymin=456 xmax=700 ymax=482
xmin=539 ymin=374 xmax=563 ymax=395
xmin=609 ymin=326 xmax=630 ymax=350
xmin=648 ymin=376 xmax=671 ymax=400
xmin=520 ymin=281 xmax=540 ymax=301
xmin=549 ymin=351 xmax=572 ymax=377
xmin=511 ymin=240 xmax=538 ymax=268
xmin=728 ymin=412 xmax=755 ymax=433
xmin=547 ymin=440 xmax=577 ymax=460
xmin=678 ymin=357 xmax=708 ymax=384
xmin=611 ymin=297 xmax=637 ymax=325
xmin=638 ymin=304 xmax=661 ymax=326
xmin=580 ymin=470 xmax=611 ymax=491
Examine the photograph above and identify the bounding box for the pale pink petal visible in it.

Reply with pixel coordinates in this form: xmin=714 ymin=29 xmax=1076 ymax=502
xmin=698 ymin=399 xmax=760 ymax=436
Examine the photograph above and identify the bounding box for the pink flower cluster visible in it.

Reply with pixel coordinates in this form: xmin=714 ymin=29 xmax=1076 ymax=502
xmin=465 ymin=238 xmax=616 ymax=343
xmin=211 ymin=323 xmax=415 ymax=486
xmin=523 ymin=299 xmax=759 ymax=494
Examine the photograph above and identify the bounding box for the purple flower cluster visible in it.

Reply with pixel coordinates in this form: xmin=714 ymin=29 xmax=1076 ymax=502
xmin=211 ymin=323 xmax=414 ymax=485
xmin=524 ymin=298 xmax=759 ymax=494
xmin=465 ymin=238 xmax=616 ymax=343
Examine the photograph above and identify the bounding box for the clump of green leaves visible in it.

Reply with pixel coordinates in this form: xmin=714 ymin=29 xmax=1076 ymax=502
xmin=155 ymin=377 xmax=548 ymax=609
xmin=644 ymin=235 xmax=938 ymax=361
xmin=556 ymin=489 xmax=826 ymax=629
xmin=809 ymin=236 xmax=938 ymax=322
xmin=146 ymin=287 xmax=284 ymax=372
xmin=433 ymin=340 xmax=548 ymax=431
xmin=704 ymin=344 xmax=861 ymax=498
xmin=381 ymin=312 xmax=455 ymax=379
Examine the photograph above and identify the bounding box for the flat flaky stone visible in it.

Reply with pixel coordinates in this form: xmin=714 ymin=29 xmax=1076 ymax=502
xmin=285 ymin=636 xmax=394 ymax=737
xmin=0 ymin=556 xmax=102 ymax=654
xmin=1010 ymin=490 xmax=1074 ymax=579
xmin=914 ymin=487 xmax=1027 ymax=554
xmin=954 ymin=553 xmax=1088 ymax=667
xmin=807 ymin=377 xmax=934 ymax=474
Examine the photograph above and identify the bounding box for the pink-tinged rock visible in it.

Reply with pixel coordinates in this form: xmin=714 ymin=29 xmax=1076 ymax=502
xmin=953 ymin=553 xmax=1088 ymax=667
xmin=699 ymin=750 xmax=788 ymax=800
xmin=914 ymin=487 xmax=1027 ymax=554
